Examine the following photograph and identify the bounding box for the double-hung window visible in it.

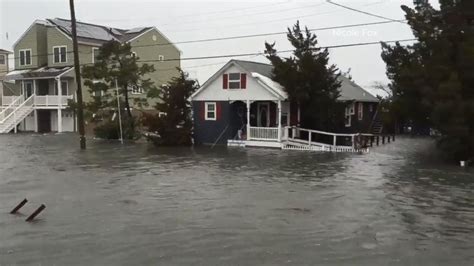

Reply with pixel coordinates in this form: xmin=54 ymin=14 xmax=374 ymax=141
xmin=92 ymin=47 xmax=100 ymax=63
xmin=53 ymin=46 xmax=67 ymax=63
xmin=131 ymin=86 xmax=143 ymax=94
xmin=228 ymin=73 xmax=241 ymax=89
xmin=54 ymin=81 xmax=69 ymax=95
xmin=0 ymin=54 xmax=5 ymax=65
xmin=205 ymin=102 xmax=216 ymax=121
xmin=19 ymin=49 xmax=32 ymax=66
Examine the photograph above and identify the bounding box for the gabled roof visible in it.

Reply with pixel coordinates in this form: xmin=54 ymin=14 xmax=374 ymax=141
xmin=338 ymin=76 xmax=379 ymax=102
xmin=192 ymin=59 xmax=379 ymax=103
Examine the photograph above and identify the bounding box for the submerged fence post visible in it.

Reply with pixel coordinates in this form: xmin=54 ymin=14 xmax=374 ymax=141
xmin=26 ymin=204 xmax=46 ymax=222
xmin=10 ymin=198 xmax=28 ymax=214
xmin=393 ymin=135 xmax=395 ymax=141
xmin=382 ymin=136 xmax=385 ymax=144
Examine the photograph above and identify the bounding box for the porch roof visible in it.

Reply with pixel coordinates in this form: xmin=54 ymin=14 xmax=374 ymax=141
xmin=4 ymin=66 xmax=74 ymax=81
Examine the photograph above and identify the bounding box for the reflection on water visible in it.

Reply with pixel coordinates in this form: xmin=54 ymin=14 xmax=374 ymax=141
xmin=0 ymin=134 xmax=473 ymax=265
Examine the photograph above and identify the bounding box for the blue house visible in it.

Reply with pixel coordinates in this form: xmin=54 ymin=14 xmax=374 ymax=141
xmin=190 ymin=60 xmax=380 ymax=151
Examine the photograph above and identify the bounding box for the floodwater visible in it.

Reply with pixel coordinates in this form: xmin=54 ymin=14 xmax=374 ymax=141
xmin=0 ymin=134 xmax=473 ymax=266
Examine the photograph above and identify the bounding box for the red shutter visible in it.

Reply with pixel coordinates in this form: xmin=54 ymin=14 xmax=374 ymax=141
xmin=216 ymin=102 xmax=221 ymax=120
xmin=201 ymin=102 xmax=205 ymax=121
xmin=241 ymin=73 xmax=247 ymax=89
xmin=223 ymin=74 xmax=228 ymax=89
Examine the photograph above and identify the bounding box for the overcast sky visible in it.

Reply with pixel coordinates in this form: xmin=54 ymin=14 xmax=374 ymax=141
xmin=0 ymin=0 xmax=437 ymax=93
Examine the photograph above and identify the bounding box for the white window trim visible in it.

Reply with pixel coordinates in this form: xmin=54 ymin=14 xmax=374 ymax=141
xmin=158 ymin=55 xmax=164 ymax=61
xmin=0 ymin=54 xmax=5 ymax=65
xmin=349 ymin=102 xmax=355 ymax=115
xmin=131 ymin=85 xmax=143 ymax=95
xmin=345 ymin=114 xmax=352 ymax=127
xmin=19 ymin=49 xmax=32 ymax=66
xmin=54 ymin=80 xmax=69 ymax=95
xmin=205 ymin=102 xmax=216 ymax=121
xmin=358 ymin=102 xmax=363 ymax=121
xmin=228 ymin=73 xmax=242 ymax=89
xmin=53 ymin=45 xmax=68 ymax=64
xmin=92 ymin=47 xmax=100 ymax=63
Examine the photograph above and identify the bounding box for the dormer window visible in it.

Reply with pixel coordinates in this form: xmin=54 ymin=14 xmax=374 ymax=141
xmin=53 ymin=46 xmax=67 ymax=63
xmin=19 ymin=49 xmax=32 ymax=66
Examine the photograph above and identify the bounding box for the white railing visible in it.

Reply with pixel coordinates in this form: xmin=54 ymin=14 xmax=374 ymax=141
xmin=0 ymin=95 xmax=24 ymax=121
xmin=284 ymin=126 xmax=358 ymax=150
xmin=249 ymin=126 xmax=279 ymax=141
xmin=34 ymin=95 xmax=73 ymax=107
xmin=1 ymin=96 xmax=20 ymax=106
xmin=0 ymin=94 xmax=35 ymax=132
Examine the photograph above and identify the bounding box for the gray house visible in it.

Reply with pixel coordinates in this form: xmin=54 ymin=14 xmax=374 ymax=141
xmin=1 ymin=18 xmax=180 ymax=134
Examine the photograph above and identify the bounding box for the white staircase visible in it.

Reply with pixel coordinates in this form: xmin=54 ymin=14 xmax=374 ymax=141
xmin=0 ymin=94 xmax=35 ymax=133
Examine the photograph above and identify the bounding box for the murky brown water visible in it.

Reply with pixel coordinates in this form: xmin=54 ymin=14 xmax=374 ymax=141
xmin=0 ymin=134 xmax=473 ymax=265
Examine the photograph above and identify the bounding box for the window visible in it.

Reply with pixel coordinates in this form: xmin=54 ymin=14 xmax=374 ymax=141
xmin=158 ymin=55 xmax=164 ymax=61
xmin=158 ymin=112 xmax=166 ymax=118
xmin=228 ymin=73 xmax=241 ymax=89
xmin=358 ymin=102 xmax=363 ymax=120
xmin=131 ymin=52 xmax=137 ymax=59
xmin=54 ymin=80 xmax=69 ymax=95
xmin=131 ymin=86 xmax=143 ymax=94
xmin=92 ymin=48 xmax=100 ymax=63
xmin=19 ymin=49 xmax=32 ymax=66
xmin=348 ymin=102 xmax=355 ymax=115
xmin=369 ymin=104 xmax=374 ymax=112
xmin=53 ymin=46 xmax=67 ymax=63
xmin=205 ymin=102 xmax=216 ymax=121
xmin=345 ymin=114 xmax=351 ymax=127
xmin=0 ymin=55 xmax=5 ymax=65
xmin=93 ymin=90 xmax=104 ymax=97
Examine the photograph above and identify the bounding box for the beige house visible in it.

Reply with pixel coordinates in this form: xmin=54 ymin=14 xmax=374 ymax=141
xmin=1 ymin=18 xmax=180 ymax=134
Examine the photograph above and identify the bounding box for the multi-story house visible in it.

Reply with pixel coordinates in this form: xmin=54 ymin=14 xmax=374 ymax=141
xmin=1 ymin=18 xmax=180 ymax=133
xmin=0 ymin=49 xmax=12 ymax=106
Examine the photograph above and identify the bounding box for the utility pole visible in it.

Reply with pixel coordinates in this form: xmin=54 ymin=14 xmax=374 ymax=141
xmin=69 ymin=0 xmax=86 ymax=149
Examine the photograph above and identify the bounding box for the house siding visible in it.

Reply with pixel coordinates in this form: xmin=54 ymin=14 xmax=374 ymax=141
xmin=14 ymin=23 xmax=48 ymax=70
xmin=192 ymin=101 xmax=230 ymax=145
xmin=342 ymin=102 xmax=377 ymax=133
xmin=129 ymin=28 xmax=181 ymax=109
xmin=46 ymin=27 xmax=73 ymax=67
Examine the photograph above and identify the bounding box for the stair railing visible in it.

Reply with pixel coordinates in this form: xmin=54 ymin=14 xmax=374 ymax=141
xmin=0 ymin=95 xmax=23 ymax=121
xmin=368 ymin=103 xmax=382 ymax=134
xmin=0 ymin=94 xmax=35 ymax=125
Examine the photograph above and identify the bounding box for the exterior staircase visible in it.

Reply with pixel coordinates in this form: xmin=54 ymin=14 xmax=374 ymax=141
xmin=0 ymin=94 xmax=35 ymax=133
xmin=369 ymin=106 xmax=383 ymax=134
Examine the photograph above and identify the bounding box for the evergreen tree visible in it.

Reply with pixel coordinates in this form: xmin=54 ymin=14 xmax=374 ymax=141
xmin=79 ymin=40 xmax=156 ymax=139
xmin=142 ymin=69 xmax=199 ymax=146
xmin=381 ymin=0 xmax=474 ymax=161
xmin=264 ymin=21 xmax=342 ymax=130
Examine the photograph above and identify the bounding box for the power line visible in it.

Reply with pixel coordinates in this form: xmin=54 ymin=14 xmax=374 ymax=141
xmin=5 ymin=19 xmax=406 ymax=61
xmin=0 ymin=38 xmax=416 ymax=75
xmin=326 ymin=0 xmax=407 ymax=24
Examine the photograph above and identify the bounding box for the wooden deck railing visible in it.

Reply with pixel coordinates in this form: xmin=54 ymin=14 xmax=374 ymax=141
xmin=249 ymin=127 xmax=279 ymax=141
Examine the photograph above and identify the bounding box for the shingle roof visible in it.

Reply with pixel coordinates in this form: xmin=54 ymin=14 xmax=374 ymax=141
xmin=47 ymin=18 xmax=152 ymax=44
xmin=233 ymin=59 xmax=379 ymax=103
xmin=4 ymin=66 xmax=73 ymax=81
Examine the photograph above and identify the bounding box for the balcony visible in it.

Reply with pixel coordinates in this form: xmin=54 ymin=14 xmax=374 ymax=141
xmin=1 ymin=95 xmax=73 ymax=108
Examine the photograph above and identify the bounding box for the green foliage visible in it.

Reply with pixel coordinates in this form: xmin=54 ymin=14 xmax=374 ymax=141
xmin=143 ymin=69 xmax=199 ymax=146
xmin=76 ymin=40 xmax=156 ymax=139
xmin=264 ymin=21 xmax=343 ymax=130
xmin=381 ymin=0 xmax=474 ymax=161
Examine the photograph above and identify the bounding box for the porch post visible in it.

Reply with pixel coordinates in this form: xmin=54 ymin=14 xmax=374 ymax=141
xmin=246 ymin=100 xmax=250 ymax=140
xmin=21 ymin=80 xmax=24 ymax=96
xmin=33 ymin=80 xmax=37 ymax=95
xmin=34 ymin=109 xmax=38 ymax=133
xmin=57 ymin=78 xmax=63 ymax=133
xmin=277 ymin=100 xmax=282 ymax=142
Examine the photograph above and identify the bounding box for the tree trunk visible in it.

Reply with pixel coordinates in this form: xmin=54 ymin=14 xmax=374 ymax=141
xmin=123 ymin=85 xmax=135 ymax=133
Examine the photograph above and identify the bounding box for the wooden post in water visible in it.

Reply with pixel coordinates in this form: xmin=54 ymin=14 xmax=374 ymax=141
xmin=370 ymin=136 xmax=374 ymax=147
xmin=10 ymin=198 xmax=28 ymax=214
xmin=26 ymin=204 xmax=46 ymax=222
xmin=376 ymin=136 xmax=379 ymax=146
xmin=388 ymin=135 xmax=391 ymax=143
xmin=393 ymin=135 xmax=395 ymax=141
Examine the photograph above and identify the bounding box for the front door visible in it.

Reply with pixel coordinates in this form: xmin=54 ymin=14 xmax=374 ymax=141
xmin=37 ymin=110 xmax=51 ymax=133
xmin=257 ymin=102 xmax=270 ymax=127
xmin=23 ymin=81 xmax=33 ymax=99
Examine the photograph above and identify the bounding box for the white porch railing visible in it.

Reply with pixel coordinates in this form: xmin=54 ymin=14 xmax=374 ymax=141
xmin=249 ymin=126 xmax=279 ymax=141
xmin=1 ymin=96 xmax=20 ymax=106
xmin=34 ymin=95 xmax=73 ymax=107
